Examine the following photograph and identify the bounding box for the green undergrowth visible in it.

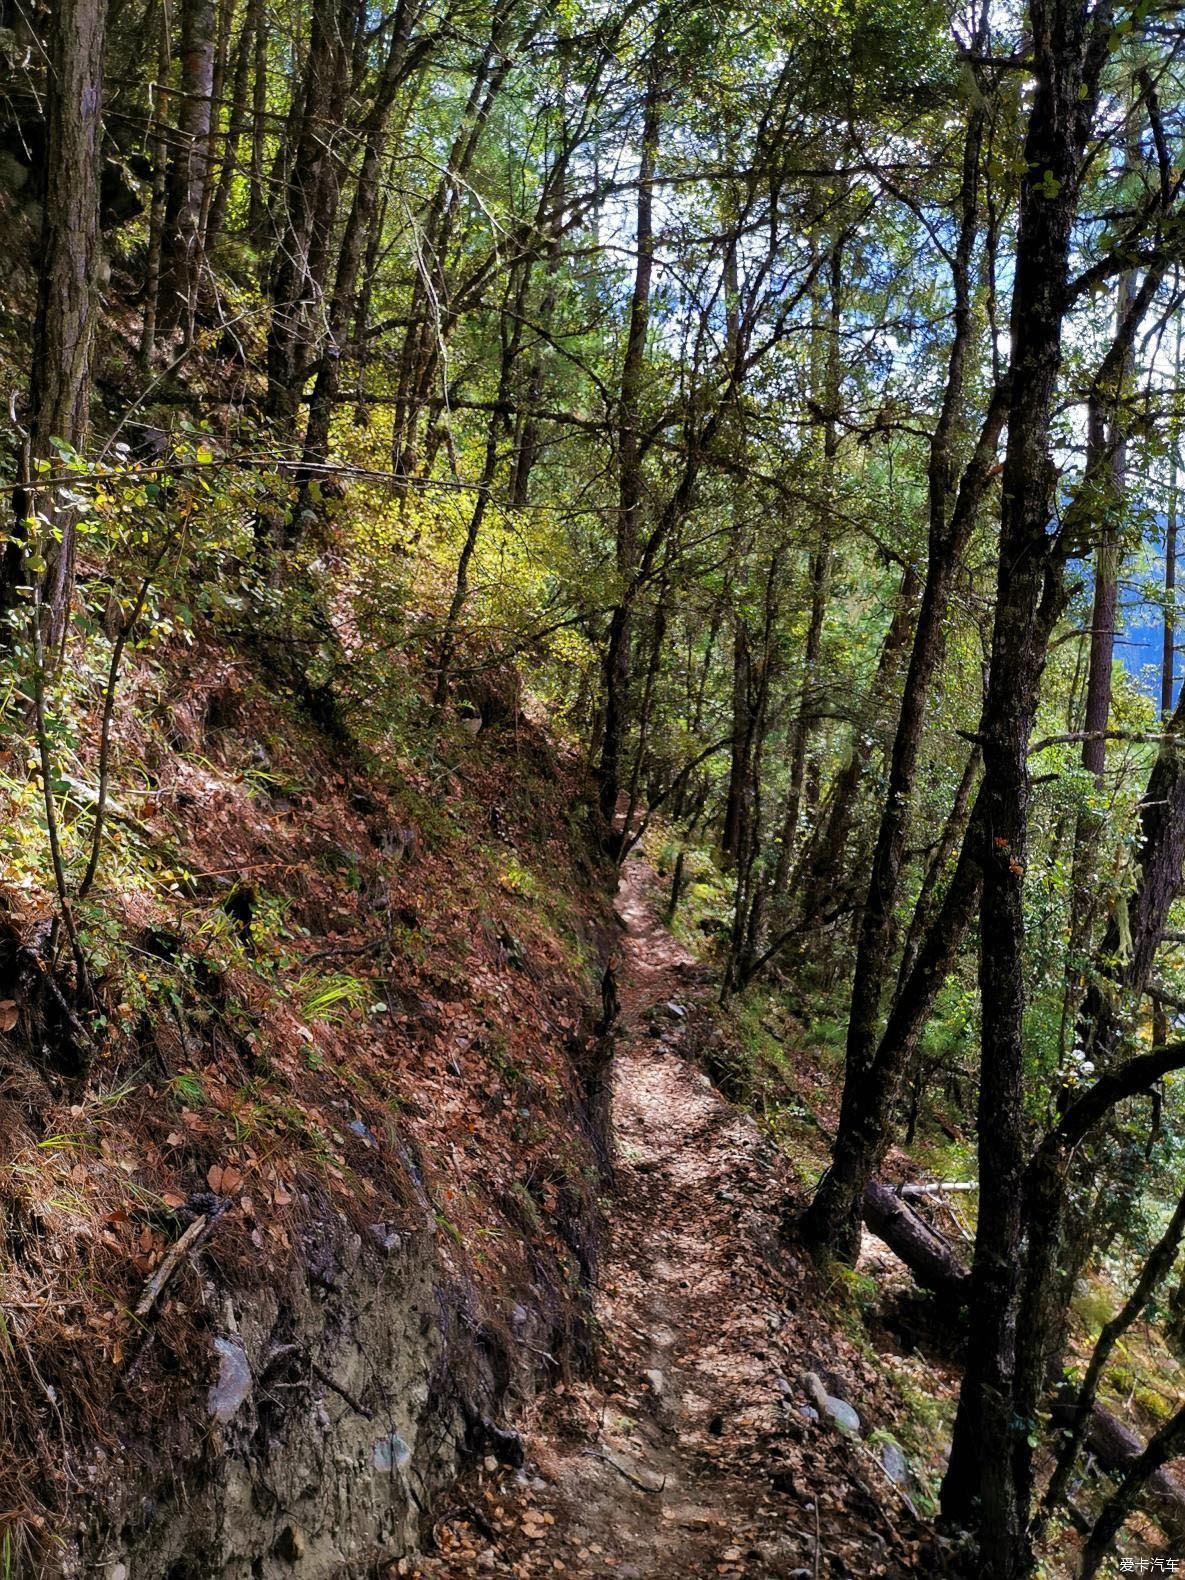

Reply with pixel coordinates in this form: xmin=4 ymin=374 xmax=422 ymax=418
xmin=0 ymin=445 xmax=616 ymax=1562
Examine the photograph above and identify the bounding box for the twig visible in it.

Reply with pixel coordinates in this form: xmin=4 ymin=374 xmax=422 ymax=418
xmin=78 ymin=522 xmax=183 ymax=901
xmin=16 ymin=413 xmax=93 ymax=1015
xmin=854 ymin=1439 xmax=919 ymax=1521
xmin=133 ymin=1214 xmax=209 ymax=1318
xmin=582 ymin=1446 xmax=666 ymax=1494
xmin=300 ymin=937 xmax=386 ymax=963
xmin=310 ymin=1361 xmax=373 ymax=1419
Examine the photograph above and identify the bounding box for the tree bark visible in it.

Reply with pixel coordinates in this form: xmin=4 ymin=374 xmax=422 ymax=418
xmin=941 ymin=5 xmax=1111 ymax=1562
xmin=265 ymin=0 xmax=354 ymax=430
xmin=598 ymin=23 xmax=663 ymax=822
xmin=300 ymin=0 xmax=427 ymax=486
xmin=802 ymin=377 xmax=1011 ymax=1258
xmin=2 ymin=0 xmax=107 ymax=651
xmin=207 ymin=0 xmax=259 ymax=251
xmin=159 ymin=0 xmax=217 ymax=341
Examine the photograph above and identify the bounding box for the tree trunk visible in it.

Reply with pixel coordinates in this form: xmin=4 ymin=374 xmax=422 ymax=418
xmin=300 ymin=0 xmax=425 ymax=486
xmin=597 ymin=26 xmax=663 ymax=823
xmin=138 ymin=0 xmax=172 ymax=365
xmin=247 ymin=0 xmax=268 ymax=242
xmin=1164 ymin=308 xmax=1181 ymax=718
xmin=207 ymin=0 xmax=259 ymax=251
xmin=861 ymin=1181 xmax=970 ymax=1305
xmin=775 ymin=243 xmax=843 ymax=885
xmin=2 ymin=0 xmax=107 ymax=651
xmin=265 ymin=0 xmax=353 ymax=430
xmin=941 ymin=7 xmax=1107 ymax=1562
xmin=159 ymin=0 xmax=217 ymax=342
xmin=831 ymin=85 xmax=987 ymax=1110
xmin=802 ymin=378 xmax=1010 ymax=1258
xmin=389 ymin=4 xmax=523 ymax=481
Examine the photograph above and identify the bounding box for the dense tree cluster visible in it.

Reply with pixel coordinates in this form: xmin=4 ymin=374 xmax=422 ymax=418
xmin=8 ymin=0 xmax=1185 ymax=1569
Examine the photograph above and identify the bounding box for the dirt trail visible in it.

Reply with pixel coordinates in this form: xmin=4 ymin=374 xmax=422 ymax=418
xmin=414 ymin=857 xmax=923 ymax=1580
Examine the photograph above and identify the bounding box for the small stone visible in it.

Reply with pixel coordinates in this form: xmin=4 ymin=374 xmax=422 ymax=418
xmin=484 ymin=1454 xmax=499 ymax=1472
xmin=774 ymin=1377 xmax=793 ymax=1398
xmin=664 ymin=1001 xmax=688 ymax=1021
xmin=822 ymin=1395 xmax=861 ymax=1434
xmin=478 ymin=1551 xmax=496 ymax=1570
xmin=643 ymin=1369 xmax=665 ymax=1396
xmin=349 ymin=1119 xmax=379 ymax=1148
xmin=879 ymin=1439 xmax=909 ymax=1486
xmin=107 ymin=1567 xmax=128 ymax=1580
xmin=801 ymin=1370 xmax=861 ymax=1436
xmin=373 ymin=1432 xmax=412 ymax=1471
xmin=368 ymin=1222 xmax=402 ymax=1254
xmin=208 ymin=1337 xmax=252 ymax=1423
xmin=798 ymin=1405 xmax=818 ymax=1423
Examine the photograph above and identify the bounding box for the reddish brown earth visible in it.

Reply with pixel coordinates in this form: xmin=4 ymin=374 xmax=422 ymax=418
xmin=412 ymin=855 xmax=930 ymax=1580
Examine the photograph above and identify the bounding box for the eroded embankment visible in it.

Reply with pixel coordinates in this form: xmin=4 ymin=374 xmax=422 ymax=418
xmin=0 ymin=642 xmax=614 ymax=1577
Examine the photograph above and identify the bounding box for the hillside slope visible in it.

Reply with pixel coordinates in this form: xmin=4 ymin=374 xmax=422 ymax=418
xmin=0 ymin=630 xmax=615 ymax=1577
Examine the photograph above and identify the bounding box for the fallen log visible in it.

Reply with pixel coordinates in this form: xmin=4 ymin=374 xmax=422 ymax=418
xmin=1055 ymin=1388 xmax=1185 ymax=1544
xmin=861 ymin=1180 xmax=970 ymax=1304
xmin=859 ymin=1182 xmax=1185 ymax=1543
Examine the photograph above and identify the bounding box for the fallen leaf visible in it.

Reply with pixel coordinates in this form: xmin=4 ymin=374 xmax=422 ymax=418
xmin=207 ymin=1163 xmax=244 ymax=1195
xmin=0 ymin=1000 xmax=17 ymax=1032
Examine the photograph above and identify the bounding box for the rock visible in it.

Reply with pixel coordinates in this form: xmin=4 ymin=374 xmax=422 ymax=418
xmin=664 ymin=1001 xmax=688 ymax=1021
xmin=274 ymin=1524 xmax=306 ymax=1562
xmin=879 ymin=1439 xmax=909 ymax=1485
xmin=643 ymin=1368 xmax=665 ymax=1397
xmin=801 ymin=1371 xmax=860 ymax=1436
xmin=208 ymin=1337 xmax=252 ymax=1423
xmin=372 ymin=1432 xmax=412 ymax=1472
xmin=774 ymin=1376 xmax=793 ymax=1398
xmin=477 ymin=1551 xmax=496 ymax=1570
xmin=824 ymin=1396 xmax=862 ymax=1435
xmin=368 ymin=1222 xmax=402 ymax=1254
xmin=483 ymin=1455 xmax=498 ymax=1472
xmin=798 ymin=1405 xmax=819 ymax=1423
xmin=106 ymin=1566 xmax=128 ymax=1580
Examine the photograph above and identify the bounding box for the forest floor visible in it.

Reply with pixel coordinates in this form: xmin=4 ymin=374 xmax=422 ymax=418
xmin=412 ymin=854 xmax=932 ymax=1580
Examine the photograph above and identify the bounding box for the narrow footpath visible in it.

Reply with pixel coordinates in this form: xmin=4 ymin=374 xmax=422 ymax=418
xmin=414 ymin=856 xmax=928 ymax=1579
